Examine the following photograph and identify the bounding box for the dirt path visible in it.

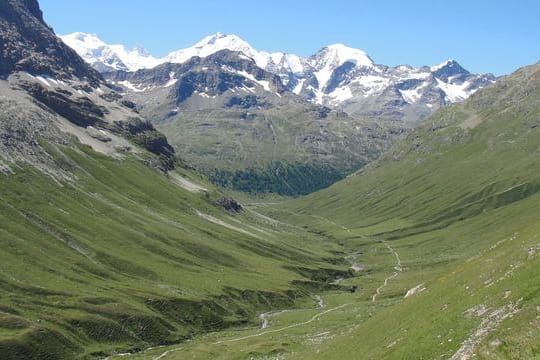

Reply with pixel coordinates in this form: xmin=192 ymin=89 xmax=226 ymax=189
xmin=149 ymin=303 xmax=350 ymax=358
xmin=312 ymin=215 xmax=352 ymax=233
xmin=152 ymin=347 xmax=184 ymax=360
xmin=194 ymin=209 xmax=262 ymax=239
xmin=169 ymin=173 xmax=207 ymax=193
xmin=213 ymin=302 xmax=351 ymax=345
xmin=258 ymin=294 xmax=324 ymax=331
xmin=372 ymin=241 xmax=402 ymax=302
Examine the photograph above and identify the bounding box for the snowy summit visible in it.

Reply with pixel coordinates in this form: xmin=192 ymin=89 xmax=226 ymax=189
xmin=60 ymin=32 xmax=160 ymax=72
xmin=62 ymin=32 xmax=495 ymax=119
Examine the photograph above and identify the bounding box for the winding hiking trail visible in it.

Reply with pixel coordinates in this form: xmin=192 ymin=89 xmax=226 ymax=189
xmin=153 ymin=347 xmax=183 ymax=360
xmin=372 ymin=241 xmax=402 ymax=302
xmin=149 ymin=302 xmax=350 ymax=359
xmin=213 ymin=302 xmax=351 ymax=345
xmin=149 ymin=216 xmax=404 ymax=359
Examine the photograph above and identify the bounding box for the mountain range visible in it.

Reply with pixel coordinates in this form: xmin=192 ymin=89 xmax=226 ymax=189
xmin=61 ymin=32 xmax=496 ymax=122
xmin=57 ymin=32 xmax=497 ymax=195
xmin=1 ymin=0 xmax=540 ymax=359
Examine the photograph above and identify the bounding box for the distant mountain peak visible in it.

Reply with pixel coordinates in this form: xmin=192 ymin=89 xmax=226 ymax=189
xmin=60 ymin=32 xmax=159 ymax=72
xmin=318 ymin=43 xmax=375 ymax=68
xmin=430 ymin=59 xmax=456 ymax=71
xmin=430 ymin=59 xmax=469 ymax=74
xmin=430 ymin=59 xmax=470 ymax=82
xmin=166 ymin=32 xmax=258 ymax=64
xmin=63 ymin=32 xmax=495 ymax=121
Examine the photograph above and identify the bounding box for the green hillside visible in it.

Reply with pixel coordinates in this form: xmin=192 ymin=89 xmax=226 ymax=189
xmin=264 ymin=61 xmax=540 ymax=359
xmin=0 ymin=143 xmax=354 ymax=359
xmin=2 ymin=1 xmax=540 ymax=358
xmin=127 ymin=62 xmax=540 ymax=359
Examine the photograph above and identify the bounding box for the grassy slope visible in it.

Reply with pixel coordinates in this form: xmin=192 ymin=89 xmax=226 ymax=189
xmin=154 ymin=106 xmax=392 ymax=195
xmin=0 ymin=142 xmax=352 ymax=359
xmin=2 ymin=60 xmax=539 ymax=359
xmin=284 ymin=62 xmax=540 ymax=359
xmin=121 ymin=202 xmax=540 ymax=360
xmin=128 ymin=62 xmax=540 ymax=359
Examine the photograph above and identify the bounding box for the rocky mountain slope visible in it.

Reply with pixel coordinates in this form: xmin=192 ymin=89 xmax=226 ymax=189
xmin=62 ymin=32 xmax=496 ymax=122
xmin=58 ymin=32 xmax=495 ymax=195
xmin=0 ymin=1 xmax=100 ymax=82
xmin=0 ymin=0 xmax=176 ymax=175
xmin=103 ymin=49 xmax=401 ymax=195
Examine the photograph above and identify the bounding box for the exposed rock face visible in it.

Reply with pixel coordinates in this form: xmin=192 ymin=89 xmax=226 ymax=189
xmin=215 ymin=197 xmax=243 ymax=212
xmin=102 ymin=49 xmax=405 ymax=195
xmin=106 ymin=49 xmax=285 ymax=105
xmin=0 ymin=0 xmax=101 ymax=82
xmin=65 ymin=32 xmax=496 ymax=123
xmin=18 ymin=81 xmax=107 ymax=127
xmin=0 ymin=0 xmax=176 ymax=174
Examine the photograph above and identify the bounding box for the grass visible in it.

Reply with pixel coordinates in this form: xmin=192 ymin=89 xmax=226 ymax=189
xmin=0 ymin=142 xmax=353 ymax=358
xmin=2 ymin=59 xmax=540 ymax=360
xmin=113 ymin=63 xmax=540 ymax=359
xmin=152 ymin=106 xmax=393 ymax=195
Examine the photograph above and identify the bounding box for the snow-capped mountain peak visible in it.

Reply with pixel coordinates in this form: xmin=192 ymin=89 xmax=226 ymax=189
xmin=430 ymin=59 xmax=455 ymax=72
xmin=165 ymin=32 xmax=261 ymax=65
xmin=60 ymin=32 xmax=159 ymax=72
xmin=63 ymin=32 xmax=104 ymax=49
xmin=307 ymin=43 xmax=375 ymax=91
xmin=313 ymin=43 xmax=375 ymax=69
xmin=62 ymin=32 xmax=495 ymax=122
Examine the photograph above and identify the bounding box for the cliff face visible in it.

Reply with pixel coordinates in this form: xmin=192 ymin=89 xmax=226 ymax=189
xmin=0 ymin=0 xmax=101 ymax=82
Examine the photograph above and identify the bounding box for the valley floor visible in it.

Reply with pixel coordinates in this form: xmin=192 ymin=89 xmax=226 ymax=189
xmin=109 ymin=198 xmax=540 ymax=360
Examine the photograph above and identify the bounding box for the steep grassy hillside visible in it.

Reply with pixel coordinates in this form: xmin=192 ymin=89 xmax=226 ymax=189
xmin=0 ymin=143 xmax=357 ymax=359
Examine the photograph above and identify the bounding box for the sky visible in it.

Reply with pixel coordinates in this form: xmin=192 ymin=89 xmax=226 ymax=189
xmin=39 ymin=0 xmax=539 ymax=76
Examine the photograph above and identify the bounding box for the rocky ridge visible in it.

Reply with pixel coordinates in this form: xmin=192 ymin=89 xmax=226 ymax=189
xmin=62 ymin=32 xmax=496 ymax=122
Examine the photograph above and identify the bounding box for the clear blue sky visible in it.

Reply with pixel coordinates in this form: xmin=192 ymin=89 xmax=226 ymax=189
xmin=40 ymin=0 xmax=539 ymax=76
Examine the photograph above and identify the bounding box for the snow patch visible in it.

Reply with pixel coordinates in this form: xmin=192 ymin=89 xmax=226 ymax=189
xmin=351 ymin=75 xmax=390 ymax=97
xmin=399 ymin=88 xmax=423 ymax=104
xmin=293 ymin=79 xmax=306 ymax=95
xmin=436 ymin=78 xmax=473 ymax=102
xmin=35 ymin=76 xmax=52 ymax=87
xmin=164 ymin=72 xmax=178 ymax=87
xmin=235 ymin=70 xmax=271 ymax=91
xmin=118 ymin=81 xmax=146 ymax=92
xmin=329 ymin=86 xmax=353 ymax=103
